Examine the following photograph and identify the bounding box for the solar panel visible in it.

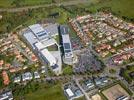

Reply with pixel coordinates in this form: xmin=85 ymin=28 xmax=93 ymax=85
xmin=64 ymin=43 xmax=71 ymax=49
xmin=51 ymin=64 xmax=58 ymax=69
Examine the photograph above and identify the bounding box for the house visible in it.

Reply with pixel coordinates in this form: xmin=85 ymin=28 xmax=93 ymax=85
xmin=22 ymin=72 xmax=33 ymax=81
xmin=65 ymin=88 xmax=75 ymax=99
xmin=14 ymin=76 xmax=21 ymax=83
xmin=64 ymin=82 xmax=83 ymax=100
xmin=2 ymin=71 xmax=10 ymax=85
xmin=34 ymin=71 xmax=40 ymax=79
xmin=84 ymin=79 xmax=95 ymax=89
xmin=113 ymin=40 xmax=121 ymax=47
xmin=81 ymin=79 xmax=95 ymax=91
xmin=94 ymin=77 xmax=108 ymax=87
xmin=0 ymin=91 xmax=13 ymax=100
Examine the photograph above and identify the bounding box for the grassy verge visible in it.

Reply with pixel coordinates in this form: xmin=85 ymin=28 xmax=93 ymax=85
xmin=24 ymin=84 xmax=67 ymax=100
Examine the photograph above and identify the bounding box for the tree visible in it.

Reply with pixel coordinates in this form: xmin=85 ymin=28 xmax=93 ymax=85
xmin=109 ymin=69 xmax=116 ymax=74
xmin=11 ymin=0 xmax=25 ymax=7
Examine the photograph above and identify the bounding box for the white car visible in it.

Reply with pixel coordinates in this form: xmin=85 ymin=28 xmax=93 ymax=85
xmin=22 ymin=72 xmax=33 ymax=81
xmin=14 ymin=76 xmax=21 ymax=83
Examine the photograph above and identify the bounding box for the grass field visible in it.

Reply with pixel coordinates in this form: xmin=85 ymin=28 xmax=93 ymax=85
xmin=63 ymin=66 xmax=73 ymax=75
xmin=87 ymin=0 xmax=134 ymax=19
xmin=0 ymin=0 xmax=74 ymax=8
xmin=23 ymin=83 xmax=67 ymax=100
xmin=0 ymin=0 xmax=52 ymax=8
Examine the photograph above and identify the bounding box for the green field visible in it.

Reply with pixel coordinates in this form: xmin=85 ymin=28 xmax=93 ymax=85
xmin=63 ymin=65 xmax=73 ymax=75
xmin=86 ymin=0 xmax=134 ymax=19
xmin=25 ymin=84 xmax=66 ymax=100
xmin=0 ymin=0 xmax=53 ymax=8
xmin=14 ymin=83 xmax=67 ymax=100
xmin=0 ymin=0 xmax=74 ymax=8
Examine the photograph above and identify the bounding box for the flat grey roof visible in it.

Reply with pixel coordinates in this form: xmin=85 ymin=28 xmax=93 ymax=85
xmin=60 ymin=25 xmax=70 ymax=35
xmin=44 ymin=24 xmax=59 ymax=36
xmin=29 ymin=24 xmax=49 ymax=40
xmin=23 ymin=31 xmax=38 ymax=48
xmin=64 ymin=43 xmax=71 ymax=50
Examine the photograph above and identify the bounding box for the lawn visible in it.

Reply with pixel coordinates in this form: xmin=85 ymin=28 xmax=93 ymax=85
xmin=22 ymin=83 xmax=67 ymax=100
xmin=63 ymin=65 xmax=73 ymax=75
xmin=121 ymin=65 xmax=134 ymax=83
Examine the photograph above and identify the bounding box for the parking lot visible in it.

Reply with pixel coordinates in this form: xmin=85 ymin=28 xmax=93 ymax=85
xmin=74 ymin=49 xmax=103 ymax=73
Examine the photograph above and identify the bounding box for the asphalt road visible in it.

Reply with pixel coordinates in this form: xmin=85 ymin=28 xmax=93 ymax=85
xmin=0 ymin=0 xmax=90 ymax=12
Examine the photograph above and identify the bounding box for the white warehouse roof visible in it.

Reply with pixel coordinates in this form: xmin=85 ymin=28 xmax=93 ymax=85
xmin=62 ymin=34 xmax=71 ymax=43
xmin=41 ymin=38 xmax=56 ymax=48
xmin=44 ymin=24 xmax=59 ymax=36
xmin=29 ymin=24 xmax=45 ymax=34
xmin=23 ymin=31 xmax=38 ymax=48
xmin=34 ymin=42 xmax=45 ymax=50
xmin=29 ymin=24 xmax=48 ymax=40
xmin=40 ymin=49 xmax=56 ymax=66
xmin=34 ymin=38 xmax=57 ymax=50
xmin=65 ymin=88 xmax=74 ymax=97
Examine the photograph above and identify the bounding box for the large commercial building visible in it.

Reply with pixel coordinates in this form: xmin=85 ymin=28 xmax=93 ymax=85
xmin=40 ymin=49 xmax=57 ymax=66
xmin=29 ymin=24 xmax=49 ymax=40
xmin=60 ymin=25 xmax=74 ymax=65
xmin=44 ymin=24 xmax=59 ymax=37
xmin=23 ymin=24 xmax=62 ymax=75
